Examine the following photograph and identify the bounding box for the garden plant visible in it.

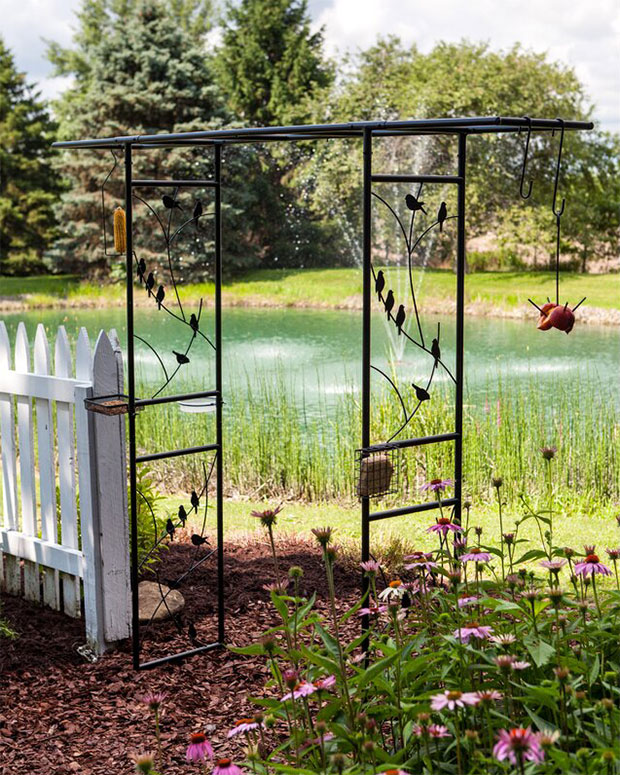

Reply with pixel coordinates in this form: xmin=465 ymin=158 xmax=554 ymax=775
xmin=134 ymin=446 xmax=620 ymax=774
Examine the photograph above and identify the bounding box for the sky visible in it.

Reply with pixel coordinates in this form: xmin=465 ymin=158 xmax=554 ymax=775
xmin=1 ymin=0 xmax=619 ymax=133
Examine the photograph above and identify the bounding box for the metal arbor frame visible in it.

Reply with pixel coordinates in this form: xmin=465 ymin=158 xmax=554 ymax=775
xmin=53 ymin=116 xmax=593 ymax=669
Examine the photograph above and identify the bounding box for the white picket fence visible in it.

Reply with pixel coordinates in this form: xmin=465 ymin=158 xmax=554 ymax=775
xmin=0 ymin=321 xmax=131 ymax=653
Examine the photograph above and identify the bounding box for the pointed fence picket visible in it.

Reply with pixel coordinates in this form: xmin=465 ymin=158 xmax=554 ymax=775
xmin=0 ymin=322 xmax=131 ymax=653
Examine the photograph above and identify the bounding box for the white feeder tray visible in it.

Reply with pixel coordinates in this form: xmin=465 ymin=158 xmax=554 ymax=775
xmin=178 ymin=397 xmax=217 ymax=414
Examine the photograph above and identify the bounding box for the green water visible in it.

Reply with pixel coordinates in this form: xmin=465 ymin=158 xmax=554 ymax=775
xmin=2 ymin=305 xmax=618 ymax=413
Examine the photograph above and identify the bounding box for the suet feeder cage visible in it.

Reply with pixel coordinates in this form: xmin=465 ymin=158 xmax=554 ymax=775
xmin=356 ymin=444 xmax=400 ymax=499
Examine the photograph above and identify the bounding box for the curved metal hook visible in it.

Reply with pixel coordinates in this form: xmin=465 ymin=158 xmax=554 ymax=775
xmin=100 ymin=150 xmax=120 ymax=256
xmin=518 ymin=116 xmax=533 ymax=199
xmin=551 ymin=118 xmax=566 ymax=217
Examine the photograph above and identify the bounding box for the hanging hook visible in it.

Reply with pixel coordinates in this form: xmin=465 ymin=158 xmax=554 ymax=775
xmin=518 ymin=116 xmax=533 ymax=199
xmin=100 ymin=150 xmax=120 ymax=256
xmin=551 ymin=118 xmax=565 ymax=217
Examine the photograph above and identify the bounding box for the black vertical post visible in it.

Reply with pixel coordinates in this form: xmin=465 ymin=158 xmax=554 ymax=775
xmin=214 ymin=143 xmax=225 ymax=644
xmin=361 ymin=128 xmax=372 ymax=628
xmin=125 ymin=143 xmax=139 ymax=670
xmin=454 ymin=133 xmax=467 ymax=525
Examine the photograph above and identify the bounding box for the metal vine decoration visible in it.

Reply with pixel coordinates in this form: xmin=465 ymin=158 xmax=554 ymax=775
xmin=137 ymin=458 xmax=216 ymax=646
xmin=100 ymin=151 xmax=215 ymax=400
xmin=370 ymin=184 xmax=457 ymax=445
xmin=521 ymin=118 xmax=586 ymax=334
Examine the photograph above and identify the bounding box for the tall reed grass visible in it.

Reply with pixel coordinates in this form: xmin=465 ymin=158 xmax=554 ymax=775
xmin=135 ymin=370 xmax=618 ymax=512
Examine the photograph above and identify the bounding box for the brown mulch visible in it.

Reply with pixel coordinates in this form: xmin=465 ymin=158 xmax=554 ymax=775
xmin=0 ymin=537 xmax=361 ymax=775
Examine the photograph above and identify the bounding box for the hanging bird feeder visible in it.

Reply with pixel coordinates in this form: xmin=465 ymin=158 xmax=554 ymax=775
xmin=356 ymin=444 xmax=400 ymax=499
xmin=84 ymin=393 xmax=145 ymax=416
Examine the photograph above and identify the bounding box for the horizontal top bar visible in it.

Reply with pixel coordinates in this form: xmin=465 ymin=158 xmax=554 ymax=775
xmin=135 ymin=390 xmax=218 ymax=407
xmin=371 ymin=174 xmax=462 ymax=184
xmin=52 ymin=116 xmax=594 ymax=150
xmin=132 ymin=179 xmax=219 ymax=188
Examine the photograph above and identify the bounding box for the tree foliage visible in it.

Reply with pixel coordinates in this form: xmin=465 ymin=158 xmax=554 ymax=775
xmin=0 ymin=38 xmax=61 ymax=275
xmin=48 ymin=0 xmax=227 ymax=276
xmin=311 ymin=39 xmax=619 ymax=271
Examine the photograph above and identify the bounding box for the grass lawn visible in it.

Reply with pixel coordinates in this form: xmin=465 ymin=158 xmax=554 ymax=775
xmin=2 ymin=268 xmax=619 ymax=311
xmin=157 ymin=496 xmax=620 ymax=567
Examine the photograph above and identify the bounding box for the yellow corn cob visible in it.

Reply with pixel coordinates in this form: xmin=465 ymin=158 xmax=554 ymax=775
xmin=113 ymin=207 xmax=126 ymax=253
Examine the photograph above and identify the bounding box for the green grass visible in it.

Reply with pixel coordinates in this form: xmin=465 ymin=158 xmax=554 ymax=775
xmin=2 ymin=268 xmax=619 ymax=312
xmin=155 ymin=496 xmax=620 ymax=564
xmin=136 ymin=370 xmax=619 ymax=514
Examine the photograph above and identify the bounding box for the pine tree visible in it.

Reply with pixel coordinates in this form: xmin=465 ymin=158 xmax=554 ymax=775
xmin=0 ymin=38 xmax=61 ymax=275
xmin=216 ymin=0 xmax=335 ymax=268
xmin=217 ymin=0 xmax=332 ymax=127
xmin=49 ymin=0 xmax=226 ymax=276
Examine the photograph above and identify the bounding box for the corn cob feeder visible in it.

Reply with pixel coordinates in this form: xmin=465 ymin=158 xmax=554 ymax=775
xmin=113 ymin=207 xmax=126 ymax=253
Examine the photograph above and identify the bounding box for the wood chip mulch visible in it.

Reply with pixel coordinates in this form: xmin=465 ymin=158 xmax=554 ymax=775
xmin=0 ymin=537 xmax=361 ymax=775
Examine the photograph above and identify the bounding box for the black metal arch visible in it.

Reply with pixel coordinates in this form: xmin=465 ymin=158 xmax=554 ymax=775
xmin=53 ymin=116 xmax=593 ymax=669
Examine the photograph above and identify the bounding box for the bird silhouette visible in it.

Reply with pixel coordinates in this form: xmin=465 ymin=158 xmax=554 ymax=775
xmin=145 ymin=272 xmax=155 ymax=295
xmin=437 ymin=202 xmax=447 ymax=232
xmin=411 ymin=382 xmax=430 ymax=402
xmin=137 ymin=258 xmax=146 ymax=283
xmin=162 ymin=195 xmax=182 ymax=211
xmin=394 ymin=304 xmax=406 ymax=335
xmin=431 ymin=338 xmax=441 ymax=363
xmin=173 ymin=350 xmax=190 ymax=365
xmin=178 ymin=505 xmax=187 ymax=526
xmin=155 ymin=285 xmax=165 ymax=310
xmin=190 ymin=534 xmax=209 ymax=546
xmin=384 ymin=290 xmax=395 ymax=319
xmin=165 ymin=518 xmax=175 ymax=541
xmin=189 ymin=314 xmax=199 ymax=334
xmin=190 ymin=490 xmax=200 ymax=512
xmin=188 ymin=621 xmax=198 ymax=644
xmin=405 ymin=193 xmax=427 ymax=214
xmin=375 ymin=270 xmax=385 ymax=301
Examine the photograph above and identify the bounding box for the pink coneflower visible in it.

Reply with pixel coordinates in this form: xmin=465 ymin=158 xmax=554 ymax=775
xmin=358 ymin=603 xmax=388 ymax=617
xmin=574 ymin=553 xmax=612 ymax=576
xmin=453 ymin=623 xmax=493 ymax=644
xmin=427 ymin=517 xmax=463 ymax=536
xmin=430 ymin=690 xmax=480 ymax=711
xmin=186 ymin=733 xmax=213 ymax=762
xmin=262 ymin=580 xmax=288 ymax=594
xmin=457 ymin=594 xmax=479 ymax=608
xmin=360 ymin=559 xmax=381 ymax=573
xmin=213 ymin=759 xmax=244 ymax=775
xmin=314 ymin=675 xmax=337 ymax=691
xmin=493 ymin=728 xmax=545 ymax=766
xmin=227 ymin=717 xmax=263 ymax=738
xmin=489 ymin=633 xmax=517 ymax=646
xmin=412 ymin=724 xmax=451 ymax=738
xmin=460 ymin=547 xmax=492 ymax=563
xmin=405 ymin=551 xmax=438 ymax=571
xmin=606 ymin=548 xmax=620 ymax=560
xmin=421 ymin=478 xmax=454 ymax=493
xmin=511 ymin=660 xmax=531 ymax=671
xmin=453 ymin=536 xmax=468 ymax=552
xmin=539 ymin=559 xmax=567 ymax=573
xmin=139 ymin=691 xmax=167 ymax=710
xmin=251 ymin=506 xmax=282 ymax=527
xmin=383 ymin=769 xmax=411 ymax=775
xmin=476 ymin=689 xmax=503 ymax=703
xmin=281 ymin=681 xmax=316 ymax=701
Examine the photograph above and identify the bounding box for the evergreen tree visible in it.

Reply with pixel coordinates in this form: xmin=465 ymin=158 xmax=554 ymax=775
xmin=216 ymin=0 xmax=335 ymax=268
xmin=49 ymin=0 xmax=227 ymax=276
xmin=0 ymin=38 xmax=61 ymax=275
xmin=217 ymin=0 xmax=332 ymax=126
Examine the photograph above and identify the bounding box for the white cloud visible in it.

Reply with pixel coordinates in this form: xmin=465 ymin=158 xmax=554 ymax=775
xmin=314 ymin=0 xmax=620 ymax=132
xmin=1 ymin=0 xmax=618 ymax=131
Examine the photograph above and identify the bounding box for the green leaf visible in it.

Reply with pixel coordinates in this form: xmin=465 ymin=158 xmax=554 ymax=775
xmin=589 ymin=653 xmax=600 ymax=685
xmin=515 ymin=548 xmax=549 ymax=564
xmin=270 ymin=589 xmax=289 ymax=623
xmin=524 ymin=635 xmax=555 ymax=667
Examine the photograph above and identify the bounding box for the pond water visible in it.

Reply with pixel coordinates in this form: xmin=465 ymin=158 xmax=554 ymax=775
xmin=1 ymin=304 xmax=618 ymax=413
